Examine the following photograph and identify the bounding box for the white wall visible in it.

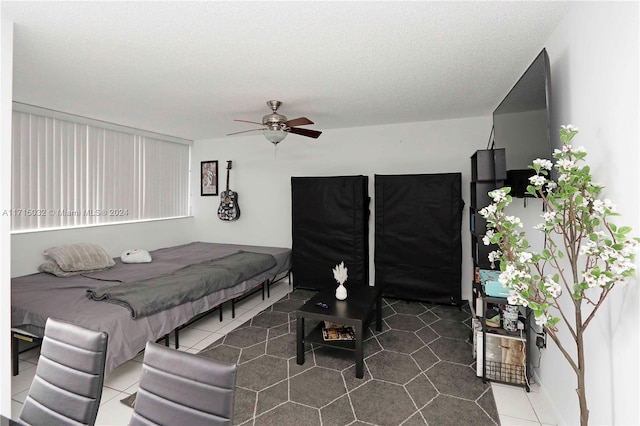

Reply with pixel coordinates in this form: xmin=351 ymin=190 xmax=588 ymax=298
xmin=191 ymin=116 xmax=493 ymax=301
xmin=11 ymin=218 xmax=196 ymax=277
xmin=534 ymin=2 xmax=639 ymax=425
xmin=0 ymin=15 xmax=13 ymax=418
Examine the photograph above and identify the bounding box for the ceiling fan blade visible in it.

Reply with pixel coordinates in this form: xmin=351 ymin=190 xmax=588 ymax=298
xmin=289 ymin=127 xmax=322 ymax=139
xmin=226 ymin=128 xmax=264 ymax=136
xmin=234 ymin=119 xmax=264 ymax=126
xmin=284 ymin=117 xmax=314 ymax=127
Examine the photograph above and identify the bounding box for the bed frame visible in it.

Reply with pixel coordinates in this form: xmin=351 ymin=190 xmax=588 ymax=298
xmin=11 ymin=242 xmax=291 ymax=376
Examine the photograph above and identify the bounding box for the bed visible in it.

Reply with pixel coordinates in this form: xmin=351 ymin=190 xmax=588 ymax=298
xmin=11 ymin=241 xmax=291 ymax=376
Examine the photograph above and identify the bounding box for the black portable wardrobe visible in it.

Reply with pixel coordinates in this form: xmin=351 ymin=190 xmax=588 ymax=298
xmin=291 ymin=175 xmax=370 ymax=290
xmin=374 ymin=173 xmax=463 ymax=305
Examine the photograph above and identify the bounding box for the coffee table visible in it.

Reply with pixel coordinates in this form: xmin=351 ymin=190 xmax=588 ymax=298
xmin=296 ymin=285 xmax=383 ymax=378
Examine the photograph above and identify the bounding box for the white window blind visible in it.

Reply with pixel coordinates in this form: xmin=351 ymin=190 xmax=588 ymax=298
xmin=10 ymin=105 xmax=191 ymax=232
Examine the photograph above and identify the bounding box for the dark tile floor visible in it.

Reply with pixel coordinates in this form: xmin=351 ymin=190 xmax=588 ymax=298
xmin=197 ymin=288 xmax=499 ymax=425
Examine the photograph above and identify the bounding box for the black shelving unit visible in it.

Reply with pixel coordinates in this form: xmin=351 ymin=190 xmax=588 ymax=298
xmin=476 ymin=282 xmax=531 ymax=391
xmin=470 ymin=148 xmax=530 ymax=391
xmin=470 ymin=149 xmax=505 ymax=270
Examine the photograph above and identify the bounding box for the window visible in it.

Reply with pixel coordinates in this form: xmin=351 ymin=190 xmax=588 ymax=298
xmin=10 ymin=103 xmax=192 ymax=232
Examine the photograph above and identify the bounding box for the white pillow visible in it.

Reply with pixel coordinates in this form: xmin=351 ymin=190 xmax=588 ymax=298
xmin=38 ymin=260 xmax=109 ymax=277
xmin=121 ymin=249 xmax=152 ymax=264
xmin=43 ymin=243 xmax=115 ymax=272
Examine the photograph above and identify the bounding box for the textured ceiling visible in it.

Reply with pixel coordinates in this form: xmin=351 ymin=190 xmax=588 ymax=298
xmin=2 ymin=1 xmax=570 ymax=141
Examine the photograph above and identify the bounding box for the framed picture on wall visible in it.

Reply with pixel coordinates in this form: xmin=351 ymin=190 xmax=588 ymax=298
xmin=201 ymin=160 xmax=218 ymax=196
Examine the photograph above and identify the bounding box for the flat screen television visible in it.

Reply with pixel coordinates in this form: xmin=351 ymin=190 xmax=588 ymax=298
xmin=493 ymin=48 xmax=552 ymax=197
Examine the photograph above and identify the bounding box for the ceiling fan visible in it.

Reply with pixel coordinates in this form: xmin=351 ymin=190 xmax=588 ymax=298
xmin=227 ymin=100 xmax=322 ymax=145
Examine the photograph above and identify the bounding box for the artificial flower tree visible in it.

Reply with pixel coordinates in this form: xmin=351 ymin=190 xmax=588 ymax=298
xmin=479 ymin=125 xmax=639 ymax=426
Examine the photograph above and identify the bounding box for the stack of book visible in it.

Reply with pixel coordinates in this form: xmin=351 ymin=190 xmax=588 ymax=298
xmin=321 ymin=321 xmax=355 ymax=341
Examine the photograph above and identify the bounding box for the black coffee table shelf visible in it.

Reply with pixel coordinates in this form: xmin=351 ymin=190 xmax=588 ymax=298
xmin=296 ymin=285 xmax=383 ymax=378
xmin=305 ymin=322 xmax=357 ymax=350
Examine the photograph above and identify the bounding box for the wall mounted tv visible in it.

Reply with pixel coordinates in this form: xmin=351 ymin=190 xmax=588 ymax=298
xmin=493 ymin=48 xmax=552 ymax=197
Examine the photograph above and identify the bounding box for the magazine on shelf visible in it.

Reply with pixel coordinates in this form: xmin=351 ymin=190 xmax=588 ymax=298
xmin=322 ymin=321 xmax=355 ymax=341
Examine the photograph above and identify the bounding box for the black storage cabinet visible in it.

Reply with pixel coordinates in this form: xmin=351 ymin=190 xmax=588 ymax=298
xmin=375 ymin=173 xmax=463 ymax=305
xmin=291 ymin=175 xmax=369 ymax=290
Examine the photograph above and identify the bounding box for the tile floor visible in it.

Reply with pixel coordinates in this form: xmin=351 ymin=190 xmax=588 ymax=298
xmin=10 ymin=279 xmax=557 ymax=425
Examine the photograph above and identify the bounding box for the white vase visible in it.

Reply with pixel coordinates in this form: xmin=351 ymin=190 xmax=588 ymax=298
xmin=335 ymin=282 xmax=347 ymax=300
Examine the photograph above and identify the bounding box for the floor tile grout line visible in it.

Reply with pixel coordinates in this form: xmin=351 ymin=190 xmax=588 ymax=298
xmin=13 ymin=282 xmax=551 ymax=425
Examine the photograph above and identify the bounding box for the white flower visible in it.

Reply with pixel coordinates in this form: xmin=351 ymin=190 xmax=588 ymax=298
xmin=599 ymin=246 xmax=617 ymax=262
xmin=533 ymin=158 xmax=553 ymax=170
xmin=597 ymin=274 xmax=611 ymax=287
xmin=621 ymin=239 xmax=640 ymax=256
xmin=611 ymin=258 xmax=635 ymax=275
xmin=482 ymin=230 xmax=494 ymax=246
xmin=543 ymin=276 xmax=562 ymax=298
xmin=542 ymin=211 xmax=556 ymax=223
xmin=488 ymin=250 xmax=501 ymax=268
xmin=332 ymin=262 xmax=348 ymax=285
xmin=580 ymin=197 xmax=590 ymax=208
xmin=613 ymin=276 xmax=628 ymax=286
xmin=557 ymin=158 xmax=575 ymax=170
xmin=529 ymin=175 xmax=546 ymax=186
xmin=579 ymin=240 xmax=598 ymax=256
xmin=546 ymin=181 xmax=557 ymax=190
xmin=489 ymin=189 xmax=507 ymax=203
xmin=535 ymin=313 xmax=548 ymax=327
xmin=479 ymin=204 xmax=497 ymax=218
xmin=518 ymin=251 xmax=533 ymax=263
xmin=505 ymin=216 xmax=522 ymax=227
xmin=499 ymin=264 xmax=517 ymax=285
xmin=583 ymin=271 xmax=597 ymax=288
xmin=592 ymin=200 xmax=605 ymax=215
xmin=561 ymin=124 xmax=579 ymax=132
xmin=604 ymin=199 xmax=616 ymax=212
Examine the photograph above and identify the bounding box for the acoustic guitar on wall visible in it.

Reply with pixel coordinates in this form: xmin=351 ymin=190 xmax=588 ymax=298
xmin=217 ymin=160 xmax=240 ymax=221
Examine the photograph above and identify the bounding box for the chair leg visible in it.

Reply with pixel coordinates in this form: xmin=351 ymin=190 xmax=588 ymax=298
xmin=12 ymin=335 xmax=19 ymax=376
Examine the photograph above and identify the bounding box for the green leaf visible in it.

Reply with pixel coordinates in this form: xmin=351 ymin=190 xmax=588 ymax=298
xmin=618 ymin=226 xmax=632 ymax=235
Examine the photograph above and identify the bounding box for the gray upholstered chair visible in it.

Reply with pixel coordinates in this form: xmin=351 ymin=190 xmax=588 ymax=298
xmin=19 ymin=317 xmax=108 ymax=426
xmin=129 ymin=342 xmax=237 ymax=426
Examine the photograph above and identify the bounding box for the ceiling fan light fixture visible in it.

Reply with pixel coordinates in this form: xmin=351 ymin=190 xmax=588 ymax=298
xmin=229 ymin=100 xmax=321 ymax=143
xmin=263 ymin=129 xmax=288 ymax=145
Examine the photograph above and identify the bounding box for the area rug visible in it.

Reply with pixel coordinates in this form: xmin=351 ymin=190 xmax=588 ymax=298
xmin=122 ymin=288 xmax=499 ymax=425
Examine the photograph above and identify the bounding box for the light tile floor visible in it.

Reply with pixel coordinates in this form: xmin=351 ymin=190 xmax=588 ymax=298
xmin=11 ymin=279 xmax=557 ymax=425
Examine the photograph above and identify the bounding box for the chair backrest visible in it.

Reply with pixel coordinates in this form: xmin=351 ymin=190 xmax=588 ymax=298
xmin=19 ymin=317 xmax=108 ymax=426
xmin=129 ymin=342 xmax=237 ymax=426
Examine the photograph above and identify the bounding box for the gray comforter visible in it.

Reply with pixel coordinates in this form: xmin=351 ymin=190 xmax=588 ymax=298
xmin=86 ymin=251 xmax=276 ymax=318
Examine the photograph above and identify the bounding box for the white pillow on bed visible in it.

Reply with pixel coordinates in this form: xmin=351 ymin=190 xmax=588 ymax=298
xmin=43 ymin=243 xmax=115 ymax=272
xmin=121 ymin=249 xmax=152 ymax=264
xmin=38 ymin=260 xmax=108 ymax=277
